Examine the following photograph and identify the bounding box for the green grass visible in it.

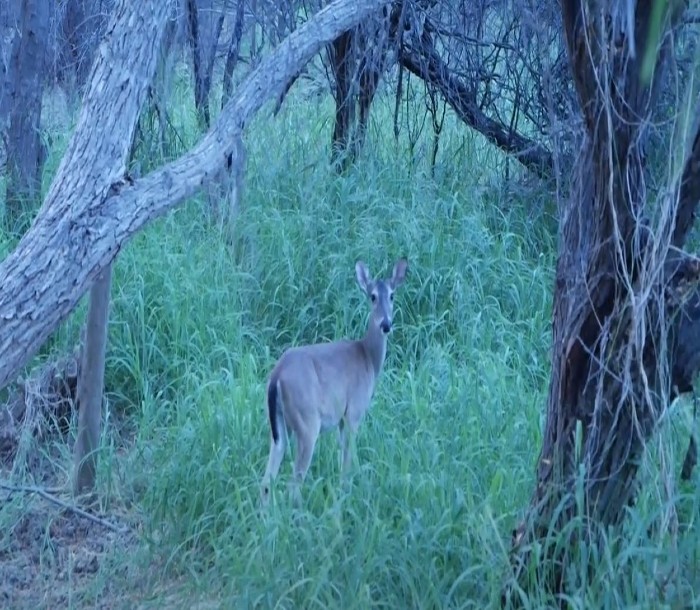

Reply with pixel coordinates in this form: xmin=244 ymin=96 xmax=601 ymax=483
xmin=2 ymin=79 xmax=700 ymax=609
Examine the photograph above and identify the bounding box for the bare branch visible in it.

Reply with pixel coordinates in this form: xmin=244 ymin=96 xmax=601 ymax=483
xmin=400 ymin=32 xmax=553 ymax=177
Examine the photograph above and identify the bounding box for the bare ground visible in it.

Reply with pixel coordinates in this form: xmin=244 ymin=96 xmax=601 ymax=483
xmin=0 ymin=498 xmax=138 ymax=609
xmin=0 ymin=353 xmax=152 ymax=609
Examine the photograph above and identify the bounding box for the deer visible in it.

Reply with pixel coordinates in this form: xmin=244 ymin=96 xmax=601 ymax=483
xmin=260 ymin=258 xmax=408 ymax=507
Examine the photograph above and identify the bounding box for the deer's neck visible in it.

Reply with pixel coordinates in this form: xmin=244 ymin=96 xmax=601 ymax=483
xmin=361 ymin=321 xmax=387 ymax=378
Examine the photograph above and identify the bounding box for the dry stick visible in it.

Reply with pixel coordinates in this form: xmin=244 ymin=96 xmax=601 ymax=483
xmin=0 ymin=481 xmax=129 ymax=534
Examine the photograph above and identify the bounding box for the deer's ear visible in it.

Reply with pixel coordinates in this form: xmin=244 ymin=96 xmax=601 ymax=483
xmin=390 ymin=259 xmax=408 ymax=289
xmin=355 ymin=261 xmax=372 ymax=294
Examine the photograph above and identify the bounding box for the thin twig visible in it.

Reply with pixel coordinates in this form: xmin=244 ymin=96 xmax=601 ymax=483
xmin=0 ymin=481 xmax=130 ymax=534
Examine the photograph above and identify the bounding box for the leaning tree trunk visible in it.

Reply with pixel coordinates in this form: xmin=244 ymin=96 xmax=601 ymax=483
xmin=505 ymin=0 xmax=700 ymax=602
xmin=399 ymin=27 xmax=553 ymax=177
xmin=0 ymin=0 xmax=392 ymax=394
xmin=4 ymin=0 xmax=50 ymax=232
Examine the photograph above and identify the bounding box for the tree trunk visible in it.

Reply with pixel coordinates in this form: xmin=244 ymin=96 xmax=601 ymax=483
xmin=185 ymin=0 xmax=207 ymax=127
xmin=222 ymin=0 xmax=246 ymax=106
xmin=4 ymin=0 xmax=50 ymax=232
xmin=0 ymin=0 xmax=391 ymax=393
xmin=185 ymin=0 xmax=226 ymax=130
xmin=505 ymin=0 xmax=700 ymax=601
xmin=206 ymin=132 xmax=246 ymax=232
xmin=329 ymin=30 xmax=357 ymax=171
xmin=72 ymin=264 xmax=112 ymax=497
xmin=356 ymin=6 xmax=395 ymax=156
xmin=59 ymin=0 xmax=109 ymax=94
xmin=327 ymin=4 xmax=405 ymax=171
xmin=0 ymin=0 xmax=20 ymax=145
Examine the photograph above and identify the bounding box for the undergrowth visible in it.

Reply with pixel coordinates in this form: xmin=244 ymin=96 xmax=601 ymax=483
xmin=1 ymin=77 xmax=699 ymax=609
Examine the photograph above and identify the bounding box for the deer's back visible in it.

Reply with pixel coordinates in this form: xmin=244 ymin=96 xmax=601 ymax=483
xmin=270 ymin=339 xmax=375 ymax=427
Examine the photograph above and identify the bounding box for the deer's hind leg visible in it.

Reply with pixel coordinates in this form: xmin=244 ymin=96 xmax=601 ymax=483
xmin=338 ymin=418 xmax=354 ymax=480
xmin=261 ymin=424 xmax=288 ymax=507
xmin=289 ymin=417 xmax=321 ymax=507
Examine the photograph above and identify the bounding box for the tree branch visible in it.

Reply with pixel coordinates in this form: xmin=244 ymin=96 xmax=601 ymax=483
xmin=0 ymin=481 xmax=129 ymax=533
xmin=400 ymin=33 xmax=553 ymax=177
xmin=0 ymin=0 xmax=391 ymax=391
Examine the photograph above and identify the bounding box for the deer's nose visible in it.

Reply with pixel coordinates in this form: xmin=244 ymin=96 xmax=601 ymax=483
xmin=380 ymin=319 xmax=391 ymax=334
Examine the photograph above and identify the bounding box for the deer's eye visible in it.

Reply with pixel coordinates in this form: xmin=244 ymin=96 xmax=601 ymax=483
xmin=371 ymin=293 xmax=377 ymax=302
xmin=389 ymin=293 xmax=394 ymax=301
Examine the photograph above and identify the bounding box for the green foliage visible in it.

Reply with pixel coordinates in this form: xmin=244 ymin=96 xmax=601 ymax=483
xmin=2 ymin=83 xmax=699 ymax=608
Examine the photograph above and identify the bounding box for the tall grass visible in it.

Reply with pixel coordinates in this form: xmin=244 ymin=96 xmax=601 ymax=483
xmin=2 ymin=77 xmax=700 ymax=608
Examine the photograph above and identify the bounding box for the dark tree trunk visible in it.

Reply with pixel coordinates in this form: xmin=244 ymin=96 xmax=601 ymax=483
xmin=59 ymin=0 xmax=109 ymax=94
xmin=356 ymin=56 xmax=382 ymax=156
xmin=326 ymin=4 xmax=410 ymax=172
xmin=185 ymin=0 xmax=207 ymax=126
xmin=505 ymin=0 xmax=700 ymax=601
xmin=0 ymin=0 xmax=20 ymax=142
xmin=328 ymin=13 xmax=394 ymax=171
xmin=355 ymin=4 xmax=396 ymax=156
xmin=4 ymin=0 xmax=50 ymax=232
xmin=185 ymin=0 xmax=226 ymax=130
xmin=0 ymin=0 xmax=391 ymax=394
xmin=329 ymin=30 xmax=357 ymax=171
xmin=222 ymin=0 xmax=246 ymax=106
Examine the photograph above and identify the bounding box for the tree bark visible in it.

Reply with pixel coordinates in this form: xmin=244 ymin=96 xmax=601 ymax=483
xmin=4 ymin=0 xmax=50 ymax=231
xmin=0 ymin=0 xmax=20 ymax=143
xmin=328 ymin=6 xmax=396 ymax=171
xmin=186 ymin=0 xmax=226 ymax=130
xmin=72 ymin=264 xmax=112 ymax=497
xmin=0 ymin=0 xmax=391 ymax=393
xmin=58 ymin=0 xmax=109 ymax=94
xmin=222 ymin=0 xmax=246 ymax=106
xmin=506 ymin=0 xmax=700 ymax=601
xmin=185 ymin=0 xmax=206 ymax=126
xmin=329 ymin=30 xmax=357 ymax=171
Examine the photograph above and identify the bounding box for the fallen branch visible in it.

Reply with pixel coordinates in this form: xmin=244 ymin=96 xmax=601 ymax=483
xmin=0 ymin=481 xmax=130 ymax=534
